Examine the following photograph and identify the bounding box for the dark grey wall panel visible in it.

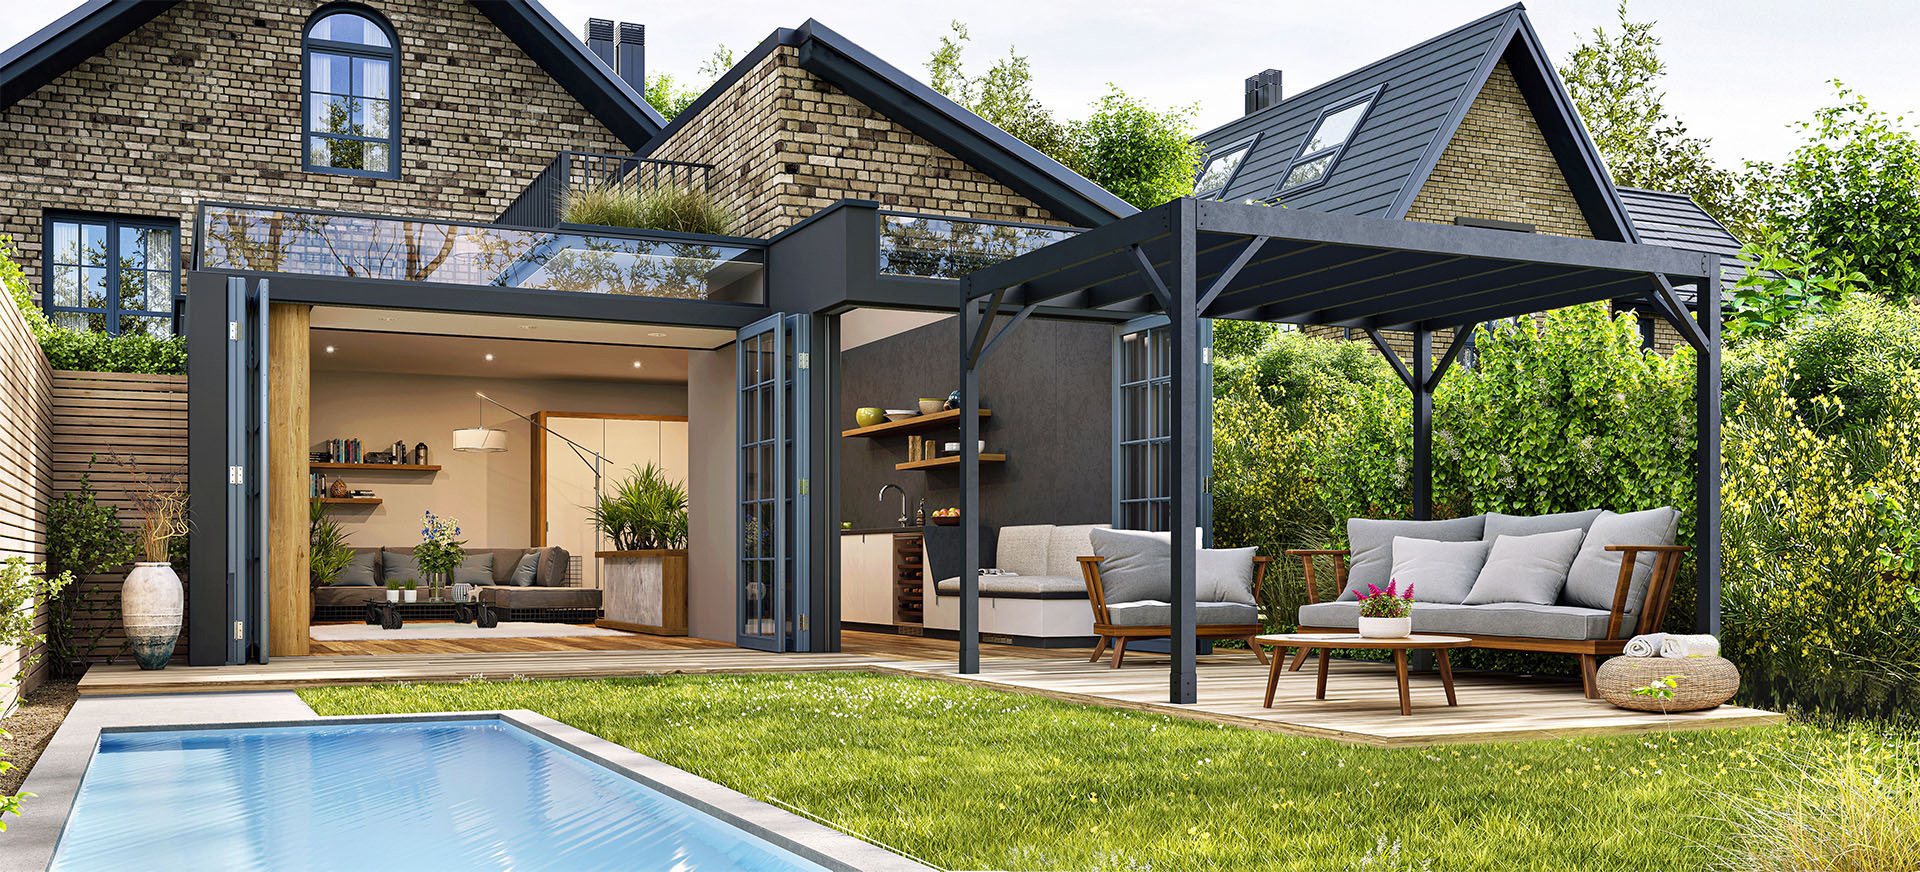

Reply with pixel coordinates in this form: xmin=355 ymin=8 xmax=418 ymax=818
xmin=838 ymin=316 xmax=1112 ymax=530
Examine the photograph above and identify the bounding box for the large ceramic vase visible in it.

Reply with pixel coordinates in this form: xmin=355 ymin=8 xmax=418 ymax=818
xmin=122 ymin=562 xmax=183 ymax=670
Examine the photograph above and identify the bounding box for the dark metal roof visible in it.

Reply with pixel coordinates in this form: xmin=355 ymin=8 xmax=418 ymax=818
xmin=966 ymin=198 xmax=1715 ymax=332
xmin=1189 ymin=4 xmax=1636 ymax=243
xmin=1618 ymin=187 xmax=1747 ymax=305
xmin=638 ymin=20 xmax=1137 ymax=229
xmin=1 ymin=0 xmax=664 ymax=147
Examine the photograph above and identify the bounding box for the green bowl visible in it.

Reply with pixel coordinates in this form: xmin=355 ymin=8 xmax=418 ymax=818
xmin=855 ymin=407 xmax=887 ymax=427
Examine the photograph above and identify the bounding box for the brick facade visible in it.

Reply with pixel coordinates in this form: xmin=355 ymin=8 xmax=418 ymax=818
xmin=0 ymin=0 xmax=628 ymax=308
xmin=648 ymin=46 xmax=1069 ymax=239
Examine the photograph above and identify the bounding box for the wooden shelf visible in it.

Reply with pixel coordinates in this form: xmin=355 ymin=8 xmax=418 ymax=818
xmin=842 ymin=408 xmax=990 ymax=438
xmin=311 ymin=462 xmax=441 ymax=472
xmin=895 ymin=453 xmax=1004 ymax=471
xmin=316 ymin=497 xmax=382 ymax=506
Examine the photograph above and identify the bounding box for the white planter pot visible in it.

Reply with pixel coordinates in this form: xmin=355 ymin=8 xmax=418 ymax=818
xmin=121 ymin=562 xmax=182 ymax=670
xmin=387 ymin=589 xmax=401 ymax=603
xmin=1357 ymin=616 xmax=1412 ymax=639
xmin=403 ymin=589 xmax=417 ymax=603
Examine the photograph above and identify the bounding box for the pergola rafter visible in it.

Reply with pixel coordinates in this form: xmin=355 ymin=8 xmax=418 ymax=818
xmin=960 ymin=198 xmax=1721 ymax=705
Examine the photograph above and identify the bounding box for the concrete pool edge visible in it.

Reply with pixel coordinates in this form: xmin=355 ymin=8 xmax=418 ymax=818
xmin=13 ymin=705 xmax=934 ymax=872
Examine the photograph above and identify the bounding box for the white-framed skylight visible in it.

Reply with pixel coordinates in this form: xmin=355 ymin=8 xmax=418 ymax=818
xmin=1193 ymin=134 xmax=1259 ymax=199
xmin=1273 ymin=85 xmax=1384 ymax=197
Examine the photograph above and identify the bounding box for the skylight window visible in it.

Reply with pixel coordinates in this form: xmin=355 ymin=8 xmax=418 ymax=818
xmin=1193 ymin=135 xmax=1258 ymax=199
xmin=1275 ymin=87 xmax=1382 ymax=196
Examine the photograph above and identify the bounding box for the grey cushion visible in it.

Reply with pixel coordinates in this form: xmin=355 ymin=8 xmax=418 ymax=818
xmin=1484 ymin=509 xmax=1602 ymax=539
xmin=1105 ymin=600 xmax=1259 ymax=627
xmin=1087 ymin=529 xmax=1258 ymax=605
xmin=334 ymin=550 xmax=379 ymax=586
xmin=382 ymin=549 xmax=423 ymax=584
xmin=535 ymin=547 xmax=572 ymax=587
xmin=1296 ymin=600 xmax=1614 ymax=640
xmin=1389 ymin=536 xmax=1491 ymax=604
xmin=1562 ymin=507 xmax=1682 ymax=620
xmin=1462 ymin=529 xmax=1585 ymax=605
xmin=452 ymin=553 xmax=495 ymax=587
xmin=508 ymin=552 xmax=540 ymax=587
xmin=1342 ymin=516 xmax=1486 ymax=600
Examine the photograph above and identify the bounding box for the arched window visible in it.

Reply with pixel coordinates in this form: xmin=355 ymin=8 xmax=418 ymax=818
xmin=303 ymin=7 xmax=399 ymax=177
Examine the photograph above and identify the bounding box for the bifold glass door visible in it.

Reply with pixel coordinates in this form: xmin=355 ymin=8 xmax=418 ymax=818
xmin=226 ymin=277 xmax=269 ymax=663
xmin=736 ymin=313 xmax=813 ymax=651
xmin=1112 ymin=316 xmax=1213 ymax=538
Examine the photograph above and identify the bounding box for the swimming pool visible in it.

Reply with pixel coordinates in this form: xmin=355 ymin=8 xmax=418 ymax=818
xmin=48 ymin=716 xmax=840 ymax=871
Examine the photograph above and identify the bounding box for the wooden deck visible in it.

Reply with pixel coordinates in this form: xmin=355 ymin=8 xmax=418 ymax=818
xmin=78 ymin=630 xmax=1785 ymax=745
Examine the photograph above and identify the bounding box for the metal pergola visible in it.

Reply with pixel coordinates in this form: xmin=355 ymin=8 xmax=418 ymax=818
xmin=957 ymin=198 xmax=1722 ymax=704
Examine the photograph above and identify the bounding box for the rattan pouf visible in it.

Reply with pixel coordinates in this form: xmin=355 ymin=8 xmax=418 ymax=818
xmin=1596 ymin=655 xmax=1740 ymax=712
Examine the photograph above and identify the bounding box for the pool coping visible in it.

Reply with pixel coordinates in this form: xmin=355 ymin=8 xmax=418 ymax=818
xmin=14 ymin=703 xmax=934 ymax=872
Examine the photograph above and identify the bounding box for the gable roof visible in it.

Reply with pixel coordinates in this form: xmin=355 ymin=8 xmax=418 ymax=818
xmin=1191 ymin=4 xmax=1636 ymax=243
xmin=0 ymin=0 xmax=664 ymax=147
xmin=638 ymin=19 xmax=1136 ymax=228
xmin=1618 ymin=187 xmax=1746 ymax=306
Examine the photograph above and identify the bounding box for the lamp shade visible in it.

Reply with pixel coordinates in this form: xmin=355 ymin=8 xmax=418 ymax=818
xmin=452 ymin=427 xmax=507 ymax=453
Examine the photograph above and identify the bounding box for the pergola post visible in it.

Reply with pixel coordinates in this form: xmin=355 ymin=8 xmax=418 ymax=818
xmin=1169 ymin=203 xmax=1200 ymax=705
xmin=1411 ymin=328 xmax=1435 ymax=521
xmin=959 ymin=294 xmax=983 ymax=674
xmin=1695 ymin=269 xmax=1722 ymax=635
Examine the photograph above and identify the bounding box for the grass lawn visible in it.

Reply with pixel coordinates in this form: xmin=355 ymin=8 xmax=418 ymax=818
xmin=301 ymin=672 xmax=1895 ymax=872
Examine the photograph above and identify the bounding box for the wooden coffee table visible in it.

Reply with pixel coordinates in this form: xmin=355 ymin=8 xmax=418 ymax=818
xmin=1256 ymin=633 xmax=1472 ymax=716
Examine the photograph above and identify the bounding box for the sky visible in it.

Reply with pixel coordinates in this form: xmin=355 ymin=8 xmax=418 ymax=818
xmin=5 ymin=1 xmax=1917 ymax=170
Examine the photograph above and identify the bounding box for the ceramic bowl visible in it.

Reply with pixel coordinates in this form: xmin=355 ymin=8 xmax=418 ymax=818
xmin=943 ymin=441 xmax=987 ymax=453
xmin=884 ymin=409 xmax=917 ymax=421
xmin=918 ymin=398 xmax=946 ymax=415
xmin=855 ymin=407 xmax=887 ymax=428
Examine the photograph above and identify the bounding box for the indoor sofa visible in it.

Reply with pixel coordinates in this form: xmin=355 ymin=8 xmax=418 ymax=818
xmin=313 ymin=545 xmax=589 ymax=613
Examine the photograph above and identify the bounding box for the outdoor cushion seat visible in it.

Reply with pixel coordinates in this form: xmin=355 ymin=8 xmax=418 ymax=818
xmin=933 ymin=575 xmax=1088 ymax=598
xmin=479 ymin=585 xmax=601 ymax=610
xmin=1104 ymin=600 xmax=1259 ymax=627
xmin=1296 ymin=600 xmax=1616 ymax=641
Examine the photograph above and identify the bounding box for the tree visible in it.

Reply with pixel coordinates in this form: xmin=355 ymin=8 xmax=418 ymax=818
xmin=646 ymin=46 xmax=734 ymax=121
xmin=1745 ymin=83 xmax=1920 ymax=301
xmin=1559 ymin=2 xmax=1756 ymax=238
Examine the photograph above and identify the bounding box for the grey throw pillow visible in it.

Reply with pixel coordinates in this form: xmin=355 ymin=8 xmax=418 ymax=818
xmin=1086 ymin=529 xmax=1257 ymax=605
xmin=1342 ymin=516 xmax=1486 ymax=600
xmin=1389 ymin=536 xmax=1492 ymax=604
xmin=452 ymin=553 xmax=495 ymax=587
xmin=1562 ymin=507 xmax=1682 ymax=613
xmin=1483 ymin=509 xmax=1602 ymax=539
xmin=333 ymin=550 xmax=378 ymax=586
xmin=1198 ymin=547 xmax=1259 ymax=606
xmin=382 ymin=549 xmax=422 ymax=585
xmin=1462 ymin=529 xmax=1585 ymax=605
xmin=508 ymin=552 xmax=540 ymax=587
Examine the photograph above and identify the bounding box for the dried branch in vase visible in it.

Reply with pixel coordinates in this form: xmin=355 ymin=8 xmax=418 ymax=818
xmin=112 ymin=451 xmax=189 ymax=563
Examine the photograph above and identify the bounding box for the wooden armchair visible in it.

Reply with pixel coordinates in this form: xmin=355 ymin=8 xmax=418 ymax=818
xmin=1076 ymin=555 xmax=1273 ymax=669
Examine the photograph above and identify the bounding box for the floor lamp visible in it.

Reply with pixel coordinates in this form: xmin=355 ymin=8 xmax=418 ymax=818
xmin=458 ymin=392 xmax=611 ymax=587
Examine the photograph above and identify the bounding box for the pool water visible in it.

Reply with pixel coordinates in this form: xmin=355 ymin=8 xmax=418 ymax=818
xmin=50 ymin=719 xmax=833 ymax=871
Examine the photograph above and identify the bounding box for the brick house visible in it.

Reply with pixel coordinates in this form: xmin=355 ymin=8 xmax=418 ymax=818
xmin=0 ymin=1 xmax=1720 ymax=670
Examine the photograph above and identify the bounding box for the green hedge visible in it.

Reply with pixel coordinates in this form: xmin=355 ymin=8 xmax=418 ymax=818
xmin=3 ymin=235 xmax=187 ymax=374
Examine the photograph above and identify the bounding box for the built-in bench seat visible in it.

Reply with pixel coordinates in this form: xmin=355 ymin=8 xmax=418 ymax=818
xmin=922 ymin=523 xmax=1105 ymax=644
xmin=932 ymin=575 xmax=1088 ymax=599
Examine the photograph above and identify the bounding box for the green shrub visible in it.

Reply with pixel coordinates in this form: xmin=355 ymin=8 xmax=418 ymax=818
xmin=1711 ymin=729 xmax=1920 ymax=872
xmin=46 ymin=469 xmax=137 ymax=674
xmin=562 ymin=182 xmax=736 ymax=236
xmin=5 ymin=234 xmax=186 ymax=374
xmin=1726 ymin=293 xmax=1920 ymax=437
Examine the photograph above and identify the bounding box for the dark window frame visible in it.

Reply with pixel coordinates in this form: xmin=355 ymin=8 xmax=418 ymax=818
xmin=41 ymin=211 xmax=183 ymax=336
xmin=301 ymin=4 xmax=401 ymax=179
xmin=1192 ymin=133 xmax=1260 ymax=200
xmin=1271 ymin=84 xmax=1385 ymax=199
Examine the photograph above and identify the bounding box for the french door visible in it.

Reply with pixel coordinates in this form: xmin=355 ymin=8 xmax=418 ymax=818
xmin=1112 ymin=316 xmax=1213 ymax=539
xmin=736 ymin=313 xmax=814 ymax=651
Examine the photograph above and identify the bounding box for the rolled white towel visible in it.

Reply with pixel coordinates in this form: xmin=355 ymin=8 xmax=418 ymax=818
xmin=1659 ymin=634 xmax=1721 ymax=659
xmin=1624 ymin=633 xmax=1669 ymax=658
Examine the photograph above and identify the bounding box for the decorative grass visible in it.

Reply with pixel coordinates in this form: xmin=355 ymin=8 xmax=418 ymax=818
xmin=300 ymin=673 xmax=1906 ymax=872
xmin=561 ymin=182 xmax=735 ymax=236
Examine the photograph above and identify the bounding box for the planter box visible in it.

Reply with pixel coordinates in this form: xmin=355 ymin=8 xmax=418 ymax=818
xmin=595 ymin=550 xmax=688 ymax=636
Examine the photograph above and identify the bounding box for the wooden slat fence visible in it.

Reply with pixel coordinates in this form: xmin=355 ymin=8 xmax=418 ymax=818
xmin=47 ymin=370 xmax=190 ymax=673
xmin=0 ymin=306 xmax=53 ymax=713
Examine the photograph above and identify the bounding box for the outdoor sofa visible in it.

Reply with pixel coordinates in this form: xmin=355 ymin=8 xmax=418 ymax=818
xmin=312 ymin=546 xmax=590 ymax=614
xmin=924 ymin=524 xmax=1103 ymax=645
xmin=1077 ymin=527 xmax=1270 ymax=668
xmin=1289 ymin=508 xmax=1686 ymax=697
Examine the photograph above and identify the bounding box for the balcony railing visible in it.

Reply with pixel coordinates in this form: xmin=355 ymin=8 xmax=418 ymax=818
xmin=877 ymin=211 xmax=1079 ymax=280
xmin=198 ymin=204 xmax=764 ymax=303
xmin=499 ymin=151 xmax=715 ymax=228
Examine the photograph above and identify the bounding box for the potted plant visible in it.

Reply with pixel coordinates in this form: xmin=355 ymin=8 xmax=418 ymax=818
xmin=1356 ymin=580 xmax=1415 ymax=639
xmin=403 ymin=579 xmax=418 ymax=603
xmin=115 ymin=454 xmax=188 ymax=670
xmin=385 ymin=579 xmax=402 ymax=603
xmin=413 ymin=510 xmax=465 ymax=599
xmin=310 ymin=499 xmax=353 ymax=589
xmin=591 ymin=463 xmax=691 ymax=635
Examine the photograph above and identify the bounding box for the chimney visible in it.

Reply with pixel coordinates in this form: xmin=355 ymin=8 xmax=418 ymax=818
xmin=584 ymin=18 xmax=615 ymax=69
xmin=1244 ymin=69 xmax=1282 ymax=115
xmin=616 ymin=22 xmax=646 ymax=99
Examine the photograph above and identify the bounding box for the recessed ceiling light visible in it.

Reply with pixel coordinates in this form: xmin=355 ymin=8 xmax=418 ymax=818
xmin=522 ymin=325 xmax=537 ymax=330
xmin=632 ymin=361 xmax=643 ymax=368
xmin=484 ymin=353 xmax=495 ymax=361
xmin=646 ymin=332 xmax=668 ymax=338
xmin=379 ymin=316 xmax=395 ymax=322
xmin=324 ymin=345 xmax=335 ymax=354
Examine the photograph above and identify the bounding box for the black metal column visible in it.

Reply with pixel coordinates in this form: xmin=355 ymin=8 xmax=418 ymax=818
xmin=185 ymin=272 xmax=231 ymax=666
xmin=1411 ymin=328 xmax=1435 ymax=521
xmin=1695 ymin=272 xmax=1723 ymax=634
xmin=811 ymin=313 xmax=841 ymax=652
xmin=959 ymin=297 xmax=983 ymax=674
xmin=1169 ymin=203 xmax=1200 ymax=705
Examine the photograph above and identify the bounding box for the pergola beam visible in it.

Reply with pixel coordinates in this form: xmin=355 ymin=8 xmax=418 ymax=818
xmin=1366 ymin=329 xmax=1416 ymax=389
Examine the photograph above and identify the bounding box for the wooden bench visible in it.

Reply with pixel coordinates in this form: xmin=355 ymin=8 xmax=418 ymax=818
xmin=1284 ymin=545 xmax=1688 ymax=698
xmin=1077 ymin=555 xmax=1273 ymax=669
